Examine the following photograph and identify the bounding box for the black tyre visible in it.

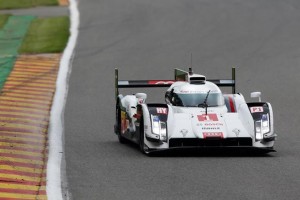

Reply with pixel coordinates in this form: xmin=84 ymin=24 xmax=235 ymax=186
xmin=139 ymin=117 xmax=146 ymax=153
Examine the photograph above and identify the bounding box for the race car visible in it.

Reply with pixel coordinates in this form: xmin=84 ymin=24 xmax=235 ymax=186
xmin=114 ymin=67 xmax=276 ymax=154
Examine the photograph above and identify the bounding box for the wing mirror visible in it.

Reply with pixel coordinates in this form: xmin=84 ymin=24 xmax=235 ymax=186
xmin=251 ymin=92 xmax=262 ymax=102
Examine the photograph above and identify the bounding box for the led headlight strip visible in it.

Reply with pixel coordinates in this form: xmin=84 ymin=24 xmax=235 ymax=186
xmin=150 ymin=114 xmax=167 ymax=142
xmin=255 ymin=114 xmax=270 ymax=140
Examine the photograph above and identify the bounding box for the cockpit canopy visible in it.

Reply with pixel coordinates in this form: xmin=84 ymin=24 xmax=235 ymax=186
xmin=165 ymin=81 xmax=225 ymax=107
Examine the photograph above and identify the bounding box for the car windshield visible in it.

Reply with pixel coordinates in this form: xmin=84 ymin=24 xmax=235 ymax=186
xmin=174 ymin=93 xmax=224 ymax=107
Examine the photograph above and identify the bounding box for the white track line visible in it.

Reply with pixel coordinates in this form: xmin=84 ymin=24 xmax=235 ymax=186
xmin=46 ymin=0 xmax=79 ymax=199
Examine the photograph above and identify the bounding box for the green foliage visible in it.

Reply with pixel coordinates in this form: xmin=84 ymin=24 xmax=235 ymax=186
xmin=19 ymin=16 xmax=70 ymax=53
xmin=0 ymin=0 xmax=58 ymax=9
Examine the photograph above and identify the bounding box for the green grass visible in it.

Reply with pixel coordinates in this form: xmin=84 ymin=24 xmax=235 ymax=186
xmin=0 ymin=14 xmax=10 ymax=29
xmin=0 ymin=0 xmax=58 ymax=10
xmin=19 ymin=16 xmax=70 ymax=53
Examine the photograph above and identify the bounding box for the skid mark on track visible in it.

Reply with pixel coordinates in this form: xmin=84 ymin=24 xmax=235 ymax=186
xmin=0 ymin=54 xmax=60 ymax=200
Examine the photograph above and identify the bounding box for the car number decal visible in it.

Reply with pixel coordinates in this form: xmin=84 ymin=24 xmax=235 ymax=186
xmin=250 ymin=106 xmax=264 ymax=113
xmin=197 ymin=114 xmax=218 ymax=121
xmin=156 ymin=107 xmax=168 ymax=114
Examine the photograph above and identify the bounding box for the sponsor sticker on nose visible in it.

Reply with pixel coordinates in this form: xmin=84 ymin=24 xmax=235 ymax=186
xmin=197 ymin=114 xmax=218 ymax=121
xmin=203 ymin=132 xmax=224 ymax=138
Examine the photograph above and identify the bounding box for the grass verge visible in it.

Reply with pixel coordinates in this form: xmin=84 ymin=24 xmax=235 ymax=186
xmin=0 ymin=14 xmax=10 ymax=29
xmin=0 ymin=0 xmax=58 ymax=9
xmin=19 ymin=16 xmax=70 ymax=53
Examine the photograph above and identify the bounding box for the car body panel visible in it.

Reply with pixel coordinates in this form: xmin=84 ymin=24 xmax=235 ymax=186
xmin=114 ymin=68 xmax=276 ymax=153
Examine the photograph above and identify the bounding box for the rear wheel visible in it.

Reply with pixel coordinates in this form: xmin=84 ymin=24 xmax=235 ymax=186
xmin=116 ymin=104 xmax=127 ymax=144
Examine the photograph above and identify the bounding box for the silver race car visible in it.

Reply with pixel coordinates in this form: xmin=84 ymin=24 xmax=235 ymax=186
xmin=114 ymin=68 xmax=276 ymax=154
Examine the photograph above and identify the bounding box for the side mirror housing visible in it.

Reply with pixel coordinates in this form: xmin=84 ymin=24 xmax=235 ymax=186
xmin=251 ymin=92 xmax=262 ymax=102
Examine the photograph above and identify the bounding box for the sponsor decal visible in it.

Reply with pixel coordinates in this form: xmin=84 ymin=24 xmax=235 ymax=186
xmin=148 ymin=80 xmax=175 ymax=85
xmin=156 ymin=107 xmax=168 ymax=114
xmin=121 ymin=111 xmax=127 ymax=134
xmin=197 ymin=114 xmax=218 ymax=121
xmin=203 ymin=132 xmax=224 ymax=139
xmin=202 ymin=127 xmax=220 ymax=130
xmin=250 ymin=106 xmax=264 ymax=113
xmin=232 ymin=128 xmax=240 ymax=136
xmin=180 ymin=129 xmax=188 ymax=137
xmin=138 ymin=98 xmax=144 ymax=104
xmin=203 ymin=123 xmax=223 ymax=126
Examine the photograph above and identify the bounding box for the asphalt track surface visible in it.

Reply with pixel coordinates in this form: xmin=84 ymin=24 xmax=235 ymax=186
xmin=64 ymin=0 xmax=300 ymax=199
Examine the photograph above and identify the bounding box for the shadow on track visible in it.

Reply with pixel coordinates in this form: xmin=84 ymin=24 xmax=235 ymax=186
xmin=112 ymin=140 xmax=276 ymax=158
xmin=147 ymin=148 xmax=275 ymax=158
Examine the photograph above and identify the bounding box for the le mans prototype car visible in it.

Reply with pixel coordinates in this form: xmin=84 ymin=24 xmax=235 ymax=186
xmin=114 ymin=68 xmax=276 ymax=154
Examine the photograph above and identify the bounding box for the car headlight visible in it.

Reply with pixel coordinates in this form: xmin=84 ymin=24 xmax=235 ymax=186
xmin=151 ymin=115 xmax=167 ymax=142
xmin=255 ymin=114 xmax=270 ymax=140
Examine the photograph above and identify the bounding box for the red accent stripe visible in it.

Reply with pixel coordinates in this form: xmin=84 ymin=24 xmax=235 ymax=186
xmin=1 ymin=90 xmax=53 ymax=97
xmin=0 ymin=114 xmax=48 ymax=123
xmin=0 ymin=169 xmax=46 ymax=178
xmin=12 ymin=70 xmax=57 ymax=76
xmin=2 ymin=86 xmax=55 ymax=93
xmin=0 ymin=97 xmax=50 ymax=107
xmin=0 ymin=108 xmax=49 ymax=117
xmin=0 ymin=119 xmax=48 ymax=129
xmin=7 ymin=77 xmax=56 ymax=86
xmin=0 ymin=139 xmax=46 ymax=147
xmin=148 ymin=80 xmax=175 ymax=85
xmin=0 ymin=177 xmax=46 ymax=186
xmin=5 ymin=80 xmax=56 ymax=86
xmin=4 ymin=84 xmax=55 ymax=91
xmin=0 ymin=132 xmax=45 ymax=140
xmin=0 ymin=188 xmax=46 ymax=195
xmin=1 ymin=94 xmax=53 ymax=101
xmin=0 ymin=99 xmax=50 ymax=107
xmin=9 ymin=72 xmax=57 ymax=78
xmin=0 ymin=125 xmax=48 ymax=133
xmin=0 ymin=146 xmax=45 ymax=154
xmin=14 ymin=65 xmax=58 ymax=70
xmin=228 ymin=96 xmax=236 ymax=112
xmin=0 ymin=102 xmax=51 ymax=110
xmin=13 ymin=66 xmax=58 ymax=71
xmin=0 ymin=121 xmax=47 ymax=130
xmin=14 ymin=62 xmax=57 ymax=70
xmin=0 ymin=161 xmax=43 ymax=169
xmin=5 ymin=75 xmax=57 ymax=81
xmin=16 ymin=61 xmax=59 ymax=65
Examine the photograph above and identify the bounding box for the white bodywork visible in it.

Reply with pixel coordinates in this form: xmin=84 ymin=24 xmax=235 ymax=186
xmin=116 ymin=69 xmax=276 ymax=153
xmin=141 ymin=92 xmax=275 ymax=150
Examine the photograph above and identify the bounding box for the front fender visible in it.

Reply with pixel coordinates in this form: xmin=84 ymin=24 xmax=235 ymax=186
xmin=247 ymin=102 xmax=275 ymax=142
xmin=141 ymin=104 xmax=169 ymax=143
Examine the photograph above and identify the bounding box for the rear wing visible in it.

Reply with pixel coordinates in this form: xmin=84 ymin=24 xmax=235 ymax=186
xmin=115 ymin=67 xmax=236 ymax=100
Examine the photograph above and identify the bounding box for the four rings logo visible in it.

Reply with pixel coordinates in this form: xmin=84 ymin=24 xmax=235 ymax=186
xmin=203 ymin=132 xmax=224 ymax=139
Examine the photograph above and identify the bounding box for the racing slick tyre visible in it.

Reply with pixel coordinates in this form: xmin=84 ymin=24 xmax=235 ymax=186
xmin=116 ymin=104 xmax=127 ymax=144
xmin=139 ymin=116 xmax=147 ymax=154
